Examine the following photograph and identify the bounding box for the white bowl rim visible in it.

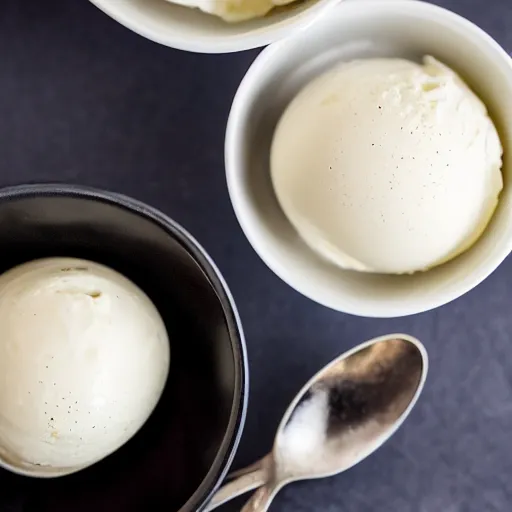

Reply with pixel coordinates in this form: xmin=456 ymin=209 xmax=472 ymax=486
xmin=225 ymin=0 xmax=512 ymax=318
xmin=88 ymin=0 xmax=341 ymax=54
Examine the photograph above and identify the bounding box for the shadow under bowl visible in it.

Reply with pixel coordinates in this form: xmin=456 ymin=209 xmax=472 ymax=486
xmin=0 ymin=184 xmax=248 ymax=512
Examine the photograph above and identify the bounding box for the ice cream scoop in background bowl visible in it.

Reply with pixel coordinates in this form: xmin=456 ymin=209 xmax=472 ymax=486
xmin=225 ymin=0 xmax=512 ymax=318
xmin=0 ymin=184 xmax=248 ymax=512
xmin=88 ymin=0 xmax=341 ymax=53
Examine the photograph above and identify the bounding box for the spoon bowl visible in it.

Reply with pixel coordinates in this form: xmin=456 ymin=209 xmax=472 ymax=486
xmin=274 ymin=334 xmax=426 ymax=482
xmin=207 ymin=333 xmax=427 ymax=511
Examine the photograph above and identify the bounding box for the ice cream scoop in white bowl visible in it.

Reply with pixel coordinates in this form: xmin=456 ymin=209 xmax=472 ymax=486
xmin=88 ymin=0 xmax=340 ymax=53
xmin=271 ymin=55 xmax=503 ymax=275
xmin=225 ymin=0 xmax=512 ymax=317
xmin=0 ymin=257 xmax=170 ymax=477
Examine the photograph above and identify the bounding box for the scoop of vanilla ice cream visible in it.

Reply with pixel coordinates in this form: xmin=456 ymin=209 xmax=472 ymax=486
xmin=271 ymin=56 xmax=503 ymax=274
xmin=167 ymin=0 xmax=297 ymax=22
xmin=0 ymin=258 xmax=170 ymax=471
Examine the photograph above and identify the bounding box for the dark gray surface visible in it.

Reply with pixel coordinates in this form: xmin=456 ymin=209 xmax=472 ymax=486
xmin=0 ymin=0 xmax=511 ymax=511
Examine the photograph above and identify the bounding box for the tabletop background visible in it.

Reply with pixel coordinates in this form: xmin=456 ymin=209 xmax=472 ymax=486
xmin=1 ymin=0 xmax=512 ymax=511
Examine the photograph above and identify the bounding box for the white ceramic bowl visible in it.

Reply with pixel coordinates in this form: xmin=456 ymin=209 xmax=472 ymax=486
xmin=89 ymin=0 xmax=341 ymax=53
xmin=225 ymin=0 xmax=512 ymax=318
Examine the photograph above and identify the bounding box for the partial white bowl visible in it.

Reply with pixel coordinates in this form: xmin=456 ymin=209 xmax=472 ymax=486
xmin=225 ymin=0 xmax=512 ymax=317
xmin=89 ymin=0 xmax=341 ymax=53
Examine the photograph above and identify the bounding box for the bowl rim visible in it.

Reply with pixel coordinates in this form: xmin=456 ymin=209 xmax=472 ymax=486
xmin=88 ymin=0 xmax=341 ymax=54
xmin=225 ymin=0 xmax=512 ymax=318
xmin=0 ymin=183 xmax=249 ymax=511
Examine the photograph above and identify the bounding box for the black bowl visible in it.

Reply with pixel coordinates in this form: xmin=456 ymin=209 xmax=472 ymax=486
xmin=0 ymin=184 xmax=248 ymax=512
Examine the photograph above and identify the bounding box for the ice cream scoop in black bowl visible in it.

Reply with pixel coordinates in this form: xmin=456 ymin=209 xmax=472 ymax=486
xmin=0 ymin=183 xmax=248 ymax=512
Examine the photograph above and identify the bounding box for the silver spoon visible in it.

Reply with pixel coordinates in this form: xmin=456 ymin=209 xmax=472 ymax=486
xmin=206 ymin=333 xmax=428 ymax=511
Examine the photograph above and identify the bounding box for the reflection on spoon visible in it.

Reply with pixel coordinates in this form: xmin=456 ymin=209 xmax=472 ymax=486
xmin=206 ymin=334 xmax=428 ymax=511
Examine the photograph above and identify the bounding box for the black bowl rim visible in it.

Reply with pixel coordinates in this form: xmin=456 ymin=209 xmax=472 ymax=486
xmin=0 ymin=182 xmax=249 ymax=512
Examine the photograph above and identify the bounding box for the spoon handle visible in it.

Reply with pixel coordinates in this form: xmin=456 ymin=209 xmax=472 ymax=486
xmin=226 ymin=455 xmax=271 ymax=481
xmin=204 ymin=467 xmax=268 ymax=511
xmin=240 ymin=484 xmax=278 ymax=512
